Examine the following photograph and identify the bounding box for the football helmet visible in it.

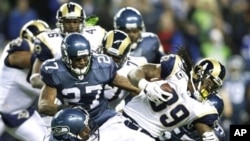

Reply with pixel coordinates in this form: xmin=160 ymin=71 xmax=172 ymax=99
xmin=101 ymin=30 xmax=131 ymax=69
xmin=61 ymin=33 xmax=91 ymax=77
xmin=19 ymin=19 xmax=50 ymax=42
xmin=51 ymin=107 xmax=99 ymax=141
xmin=114 ymin=7 xmax=145 ymax=31
xmin=56 ymin=2 xmax=86 ymax=33
xmin=191 ymin=58 xmax=226 ymax=101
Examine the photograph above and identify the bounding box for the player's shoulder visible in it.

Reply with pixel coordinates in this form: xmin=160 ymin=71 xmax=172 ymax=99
xmin=8 ymin=38 xmax=34 ymax=52
xmin=141 ymin=32 xmax=159 ymax=39
xmin=36 ymin=29 xmax=62 ymax=40
xmin=91 ymin=53 xmax=115 ymax=67
xmin=190 ymin=97 xmax=219 ymax=124
xmin=40 ymin=58 xmax=63 ymax=73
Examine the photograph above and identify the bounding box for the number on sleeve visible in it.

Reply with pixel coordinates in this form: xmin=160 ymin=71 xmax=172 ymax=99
xmin=97 ymin=55 xmax=111 ymax=64
xmin=44 ymin=59 xmax=58 ymax=70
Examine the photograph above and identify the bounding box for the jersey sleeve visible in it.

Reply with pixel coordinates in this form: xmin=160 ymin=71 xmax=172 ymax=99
xmin=192 ymin=113 xmax=219 ymax=127
xmin=33 ymin=38 xmax=54 ymax=61
xmin=8 ymin=38 xmax=32 ymax=53
xmin=160 ymin=55 xmax=176 ymax=79
xmin=93 ymin=54 xmax=118 ymax=83
xmin=40 ymin=59 xmax=61 ymax=87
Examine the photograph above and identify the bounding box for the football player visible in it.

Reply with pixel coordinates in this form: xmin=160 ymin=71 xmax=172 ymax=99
xmin=114 ymin=7 xmax=165 ymax=63
xmin=98 ymin=47 xmax=226 ymax=141
xmin=38 ymin=33 xmax=140 ymax=128
xmin=99 ymin=29 xmax=147 ymax=111
xmin=0 ymin=20 xmax=50 ymax=141
xmin=29 ymin=2 xmax=106 ymax=89
xmin=43 ymin=107 xmax=99 ymax=141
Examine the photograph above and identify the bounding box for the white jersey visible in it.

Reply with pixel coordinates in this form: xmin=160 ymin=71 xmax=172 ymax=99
xmin=36 ymin=25 xmax=106 ymax=61
xmin=0 ymin=40 xmax=40 ymax=113
xmin=104 ymin=56 xmax=147 ymax=111
xmin=82 ymin=25 xmax=106 ymax=51
xmin=123 ymin=54 xmax=219 ymax=137
xmin=99 ymin=54 xmax=219 ymax=140
xmin=123 ymin=89 xmax=218 ymax=137
xmin=35 ymin=29 xmax=63 ymax=60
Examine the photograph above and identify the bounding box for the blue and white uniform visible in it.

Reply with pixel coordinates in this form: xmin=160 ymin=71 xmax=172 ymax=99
xmin=40 ymin=54 xmax=118 ymax=126
xmin=130 ymin=32 xmax=164 ymax=63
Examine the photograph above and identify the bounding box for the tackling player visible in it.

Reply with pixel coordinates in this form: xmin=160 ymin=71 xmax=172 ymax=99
xmin=38 ymin=33 xmax=141 ymax=128
xmin=43 ymin=107 xmax=99 ymax=141
xmin=99 ymin=29 xmax=147 ymax=111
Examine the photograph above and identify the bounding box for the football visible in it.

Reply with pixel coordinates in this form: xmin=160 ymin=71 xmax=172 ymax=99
xmin=160 ymin=82 xmax=173 ymax=93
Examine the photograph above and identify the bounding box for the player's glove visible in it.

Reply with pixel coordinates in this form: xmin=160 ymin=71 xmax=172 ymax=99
xmin=158 ymin=131 xmax=172 ymax=140
xmin=202 ymin=131 xmax=219 ymax=141
xmin=138 ymin=79 xmax=172 ymax=103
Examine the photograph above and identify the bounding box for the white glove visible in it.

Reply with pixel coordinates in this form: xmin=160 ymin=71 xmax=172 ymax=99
xmin=202 ymin=131 xmax=219 ymax=141
xmin=158 ymin=131 xmax=172 ymax=140
xmin=138 ymin=79 xmax=172 ymax=103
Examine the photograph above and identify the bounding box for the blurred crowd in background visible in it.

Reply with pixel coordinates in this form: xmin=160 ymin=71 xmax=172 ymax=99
xmin=1 ymin=0 xmax=250 ymax=140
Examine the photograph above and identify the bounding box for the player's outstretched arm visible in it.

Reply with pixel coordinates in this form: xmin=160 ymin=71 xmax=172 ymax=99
xmin=112 ymin=73 xmax=141 ymax=95
xmin=38 ymin=84 xmax=58 ymax=116
xmin=127 ymin=63 xmax=161 ymax=87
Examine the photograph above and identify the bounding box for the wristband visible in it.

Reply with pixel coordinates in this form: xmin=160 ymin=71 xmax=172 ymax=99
xmin=138 ymin=78 xmax=149 ymax=90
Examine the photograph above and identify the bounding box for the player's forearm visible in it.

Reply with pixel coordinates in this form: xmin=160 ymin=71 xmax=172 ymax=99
xmin=8 ymin=52 xmax=33 ymax=68
xmin=113 ymin=74 xmax=141 ymax=94
xmin=127 ymin=68 xmax=146 ymax=87
xmin=38 ymin=102 xmax=58 ymax=116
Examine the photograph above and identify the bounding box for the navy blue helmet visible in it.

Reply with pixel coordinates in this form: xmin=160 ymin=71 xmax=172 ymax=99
xmin=51 ymin=107 xmax=90 ymax=141
xmin=114 ymin=7 xmax=145 ymax=31
xmin=61 ymin=33 xmax=91 ymax=76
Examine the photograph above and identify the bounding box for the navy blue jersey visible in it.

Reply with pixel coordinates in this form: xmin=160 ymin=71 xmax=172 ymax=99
xmin=40 ymin=54 xmax=118 ymax=126
xmin=130 ymin=32 xmax=164 ymax=63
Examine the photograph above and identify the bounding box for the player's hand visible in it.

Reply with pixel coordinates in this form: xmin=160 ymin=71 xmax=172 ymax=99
xmin=138 ymin=79 xmax=172 ymax=103
xmin=202 ymin=131 xmax=219 ymax=141
xmin=158 ymin=131 xmax=172 ymax=140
